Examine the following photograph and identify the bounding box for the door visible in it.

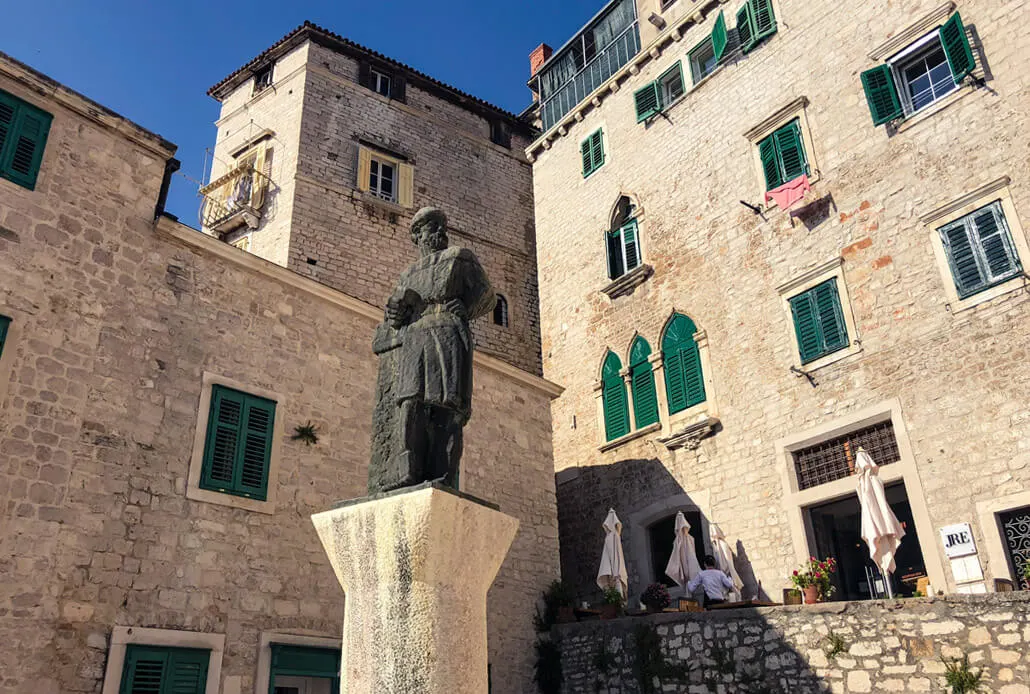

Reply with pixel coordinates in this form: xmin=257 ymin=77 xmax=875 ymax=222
xmin=274 ymin=676 xmax=333 ymax=694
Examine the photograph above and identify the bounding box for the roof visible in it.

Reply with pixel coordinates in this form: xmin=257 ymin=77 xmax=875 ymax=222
xmin=208 ymin=21 xmax=537 ymax=134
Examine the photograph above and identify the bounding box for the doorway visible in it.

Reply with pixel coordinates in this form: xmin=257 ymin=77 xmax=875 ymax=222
xmin=806 ymin=482 xmax=927 ymax=600
xmin=648 ymin=510 xmax=705 ymax=588
xmin=274 ymin=676 xmax=333 ymax=694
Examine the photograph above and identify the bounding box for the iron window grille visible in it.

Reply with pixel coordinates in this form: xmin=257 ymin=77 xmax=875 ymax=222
xmin=792 ymin=420 xmax=900 ymax=491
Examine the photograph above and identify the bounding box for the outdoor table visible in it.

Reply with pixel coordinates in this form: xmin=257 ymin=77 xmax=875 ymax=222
xmin=707 ymin=599 xmax=782 ymax=610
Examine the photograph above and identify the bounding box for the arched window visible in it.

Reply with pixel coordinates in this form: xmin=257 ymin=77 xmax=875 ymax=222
xmin=606 ymin=196 xmax=641 ymax=280
xmin=629 ymin=336 xmax=659 ymax=428
xmin=601 ymin=351 xmax=630 ymax=441
xmin=662 ymin=314 xmax=706 ymax=415
xmin=493 ymin=294 xmax=509 ymax=327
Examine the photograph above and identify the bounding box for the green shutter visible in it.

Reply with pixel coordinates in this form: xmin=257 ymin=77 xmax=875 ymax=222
xmin=813 ymin=280 xmax=848 ymax=353
xmin=629 ymin=338 xmax=659 ymax=428
xmin=940 ymin=201 xmax=1022 ymax=299
xmin=582 ymin=129 xmax=605 ymax=177
xmin=622 ymin=219 xmax=641 ymax=272
xmin=940 ymin=218 xmax=985 ymax=298
xmin=0 ymin=315 xmax=9 ymax=359
xmin=0 ymin=91 xmax=53 ymax=191
xmin=602 ymin=352 xmax=630 ymax=441
xmin=580 ymin=138 xmax=592 ymax=177
xmin=736 ymin=3 xmax=756 ymax=53
xmin=789 ymin=291 xmax=822 ymax=364
xmin=940 ymin=12 xmax=975 ymax=84
xmin=971 ymin=202 xmax=1020 ymax=281
xmin=662 ymin=314 xmax=705 ymax=415
xmin=712 ymin=11 xmax=729 ymax=63
xmin=790 ymin=279 xmax=848 ymax=364
xmin=606 ymin=229 xmax=625 ymax=279
xmin=634 ymin=82 xmax=662 ymax=123
xmin=773 ymin=120 xmax=807 ymax=184
xmin=861 ymin=65 xmax=903 ymax=126
xmin=121 ymin=646 xmax=208 ymax=694
xmin=751 ymin=0 xmax=777 ymax=41
xmin=759 ymin=135 xmax=781 ymax=191
xmin=270 ymin=645 xmax=341 ymax=680
xmin=201 ymin=385 xmax=275 ymax=500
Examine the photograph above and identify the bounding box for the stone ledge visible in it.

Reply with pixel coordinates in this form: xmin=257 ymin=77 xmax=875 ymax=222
xmin=601 ymin=264 xmax=654 ymax=299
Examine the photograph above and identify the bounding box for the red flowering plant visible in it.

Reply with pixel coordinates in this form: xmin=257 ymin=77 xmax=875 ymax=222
xmin=641 ymin=582 xmax=671 ymax=611
xmin=790 ymin=557 xmax=838 ymax=599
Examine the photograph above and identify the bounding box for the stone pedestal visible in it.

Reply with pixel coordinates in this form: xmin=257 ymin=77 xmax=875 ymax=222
xmin=311 ymin=483 xmax=519 ymax=694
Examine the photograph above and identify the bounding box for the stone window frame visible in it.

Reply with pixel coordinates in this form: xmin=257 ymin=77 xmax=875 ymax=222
xmin=976 ymin=491 xmax=1030 ymax=588
xmin=919 ymin=176 xmax=1030 ymax=314
xmin=743 ymin=97 xmax=820 ymax=210
xmin=776 ymin=257 xmax=862 ymax=373
xmin=254 ymin=631 xmax=341 ymax=694
xmin=775 ymin=398 xmax=948 ymax=594
xmin=185 ymin=371 xmax=287 ymax=515
xmin=594 ymin=343 xmax=662 ymax=452
xmin=101 ymin=626 xmax=225 ymax=694
xmin=0 ymin=304 xmax=23 ymax=411
xmin=601 ymin=194 xmax=654 ymax=299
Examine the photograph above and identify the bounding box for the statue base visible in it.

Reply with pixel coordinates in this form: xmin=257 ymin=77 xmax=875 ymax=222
xmin=312 ymin=482 xmax=519 ymax=693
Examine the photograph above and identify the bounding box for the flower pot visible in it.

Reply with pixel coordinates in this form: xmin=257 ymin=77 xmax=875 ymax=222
xmin=556 ymin=606 xmax=577 ymax=624
xmin=803 ymin=586 xmax=820 ymax=604
xmin=783 ymin=589 xmax=802 ymax=606
xmin=600 ymin=604 xmax=621 ymax=620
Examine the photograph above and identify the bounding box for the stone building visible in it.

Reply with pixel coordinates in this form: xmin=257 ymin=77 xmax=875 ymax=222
xmin=200 ymin=22 xmax=541 ymax=374
xmin=0 ymin=41 xmax=559 ymax=694
xmin=526 ymin=0 xmax=1030 ymax=606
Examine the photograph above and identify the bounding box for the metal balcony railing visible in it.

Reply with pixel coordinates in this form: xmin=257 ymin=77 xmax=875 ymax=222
xmin=199 ymin=164 xmax=270 ymax=234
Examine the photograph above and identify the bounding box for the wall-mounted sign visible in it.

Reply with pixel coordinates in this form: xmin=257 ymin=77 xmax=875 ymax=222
xmin=940 ymin=523 xmax=977 ymax=558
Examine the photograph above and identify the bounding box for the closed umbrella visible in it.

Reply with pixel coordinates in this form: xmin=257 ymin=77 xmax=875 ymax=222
xmin=856 ymin=447 xmax=906 ymax=598
xmin=664 ymin=512 xmax=702 ymax=589
xmin=710 ymin=523 xmax=744 ymax=602
xmin=597 ymin=508 xmax=628 ymax=598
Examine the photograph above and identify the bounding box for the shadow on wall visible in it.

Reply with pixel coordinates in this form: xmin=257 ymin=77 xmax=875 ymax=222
xmin=555 ymin=457 xmax=768 ymax=607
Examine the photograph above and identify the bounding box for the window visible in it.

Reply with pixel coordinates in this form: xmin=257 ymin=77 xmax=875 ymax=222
xmin=938 ymin=201 xmax=1022 ymax=300
xmin=230 ymin=235 xmax=251 ymax=252
xmin=490 ymin=120 xmax=512 ymax=149
xmin=688 ymin=12 xmax=728 ymax=84
xmin=634 ymin=62 xmax=686 ymax=122
xmin=661 ymin=314 xmax=705 ymax=415
xmin=758 ymin=119 xmax=809 ymax=191
xmin=999 ymin=507 xmax=1030 ymax=590
xmin=357 ymin=146 xmax=414 ymax=208
xmin=580 ymin=129 xmax=605 ymax=178
xmin=493 ymin=294 xmax=509 ymax=327
xmin=359 ymin=63 xmax=406 ymax=102
xmin=660 ymin=0 xmax=677 ymax=9
xmin=789 ymin=278 xmax=849 ymax=365
xmin=735 ymin=0 xmax=777 ymax=54
xmin=269 ymin=645 xmax=341 ymax=694
xmin=601 ymin=351 xmax=630 ymax=441
xmin=792 ymin=420 xmax=900 ymax=491
xmin=370 ymin=69 xmax=392 ymax=97
xmin=369 ymin=157 xmax=396 ymax=202
xmin=0 ymin=89 xmax=53 ymax=191
xmin=120 ymin=645 xmax=208 ymax=694
xmin=629 ymin=337 xmax=659 ymax=429
xmin=0 ymin=315 xmax=9 ymax=359
xmin=607 ymin=219 xmax=641 ymax=280
xmin=861 ymin=12 xmax=974 ymax=125
xmin=253 ymin=64 xmax=274 ymax=94
xmin=200 ymin=385 xmax=276 ymax=501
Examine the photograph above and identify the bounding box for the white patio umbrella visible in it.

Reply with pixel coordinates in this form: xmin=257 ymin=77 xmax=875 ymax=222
xmin=856 ymin=447 xmax=906 ymax=598
xmin=710 ymin=523 xmax=744 ymax=602
xmin=664 ymin=511 xmax=702 ymax=589
xmin=597 ymin=508 xmax=628 ymax=598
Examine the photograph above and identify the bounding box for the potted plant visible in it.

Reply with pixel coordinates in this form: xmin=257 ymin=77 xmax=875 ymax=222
xmin=790 ymin=557 xmax=837 ymax=604
xmin=640 ymin=583 xmax=671 ymax=613
xmin=1022 ymin=563 xmax=1030 ymax=590
xmin=600 ymin=586 xmax=625 ymax=619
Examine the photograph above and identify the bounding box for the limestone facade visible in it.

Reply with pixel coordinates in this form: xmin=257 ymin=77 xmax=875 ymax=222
xmin=527 ymin=0 xmax=1030 ymax=605
xmin=0 ymin=52 xmax=559 ymax=694
xmin=205 ymin=24 xmax=542 ymax=374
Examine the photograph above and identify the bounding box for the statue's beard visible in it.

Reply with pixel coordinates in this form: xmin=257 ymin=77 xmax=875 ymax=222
xmin=421 ymin=234 xmax=447 ymax=253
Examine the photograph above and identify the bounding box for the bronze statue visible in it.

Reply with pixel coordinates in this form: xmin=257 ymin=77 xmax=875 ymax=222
xmin=368 ymin=207 xmax=494 ymax=494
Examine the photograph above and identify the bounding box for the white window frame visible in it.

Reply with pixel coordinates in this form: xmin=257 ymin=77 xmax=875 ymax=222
xmin=658 ymin=63 xmax=685 ymax=104
xmin=101 ymin=627 xmax=225 ymax=694
xmin=369 ymin=156 xmax=398 ymax=203
xmin=688 ymin=38 xmax=718 ymax=85
xmin=887 ymin=30 xmax=958 ymax=117
xmin=370 ymin=68 xmax=392 ymax=97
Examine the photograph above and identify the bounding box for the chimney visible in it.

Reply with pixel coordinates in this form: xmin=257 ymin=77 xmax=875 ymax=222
xmin=529 ymin=43 xmax=553 ymax=77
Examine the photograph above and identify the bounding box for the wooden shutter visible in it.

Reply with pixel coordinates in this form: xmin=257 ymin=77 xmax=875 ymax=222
xmin=391 ymin=73 xmax=407 ymax=103
xmin=601 ymin=352 xmax=629 ymax=441
xmin=662 ymin=314 xmax=705 ymax=415
xmin=358 ymin=61 xmax=372 ymax=89
xmin=581 ymin=138 xmax=593 ymax=177
xmin=398 ymin=162 xmax=414 ymax=207
xmin=789 ymin=291 xmax=822 ymax=364
xmin=751 ymin=0 xmax=777 ymax=41
xmin=0 ymin=315 xmax=9 ymax=358
xmin=250 ymin=143 xmax=268 ymax=209
xmin=236 ymin=394 xmax=275 ymax=500
xmin=736 ymin=3 xmax=756 ymax=53
xmin=630 ymin=338 xmax=659 ymax=428
xmin=121 ymin=646 xmax=208 ymax=694
xmin=621 ymin=219 xmax=641 ymax=271
xmin=634 ymin=82 xmax=662 ymax=123
xmin=712 ymin=11 xmax=729 ymax=63
xmin=681 ymin=339 xmax=706 ymax=408
xmin=357 ymin=147 xmax=372 ymax=192
xmin=166 ymin=650 xmax=208 ymax=694
xmin=940 ymin=12 xmax=975 ymax=84
xmin=0 ymin=94 xmax=15 ymax=170
xmin=813 ymin=280 xmax=848 ymax=353
xmin=581 ymin=130 xmax=604 ymax=177
xmin=0 ymin=95 xmax=52 ymax=191
xmin=759 ymin=135 xmax=781 ymax=191
xmin=940 ymin=218 xmax=985 ymax=298
xmin=861 ymin=65 xmax=903 ymax=126
xmin=774 ymin=120 xmax=807 ymax=183
xmin=202 ymin=387 xmax=244 ymax=490
xmin=606 ymin=229 xmax=625 ymax=279
xmin=972 ymin=202 xmax=1021 ymax=282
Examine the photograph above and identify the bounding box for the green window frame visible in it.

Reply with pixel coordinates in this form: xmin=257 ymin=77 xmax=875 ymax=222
xmin=120 ymin=645 xmax=209 ymax=694
xmin=689 ymin=12 xmax=729 ymax=84
xmin=662 ymin=314 xmax=706 ymax=415
xmin=758 ymin=119 xmax=809 ymax=191
xmin=0 ymin=315 xmax=10 ymax=360
xmin=200 ymin=385 xmax=277 ymax=501
xmin=0 ymin=89 xmax=53 ymax=191
xmin=789 ymin=279 xmax=849 ymax=365
xmin=629 ymin=337 xmax=659 ymax=429
xmin=581 ymin=129 xmax=605 ymax=178
xmin=601 ymin=351 xmax=630 ymax=441
xmin=861 ymin=11 xmax=975 ymax=126
xmin=606 ymin=218 xmax=642 ymax=280
xmin=939 ymin=201 xmax=1022 ymax=299
xmin=736 ymin=0 xmax=777 ymax=54
xmin=634 ymin=62 xmax=686 ymax=122
xmin=269 ymin=645 xmax=341 ymax=694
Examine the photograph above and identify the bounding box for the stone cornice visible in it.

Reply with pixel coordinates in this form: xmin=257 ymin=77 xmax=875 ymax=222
xmin=919 ymin=176 xmax=1011 ymax=226
xmin=867 ymin=2 xmax=956 ymax=61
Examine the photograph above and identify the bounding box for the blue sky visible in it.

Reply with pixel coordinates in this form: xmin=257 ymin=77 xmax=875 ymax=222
xmin=1 ymin=0 xmax=602 ymax=224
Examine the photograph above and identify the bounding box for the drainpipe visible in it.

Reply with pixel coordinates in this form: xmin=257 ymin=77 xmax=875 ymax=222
xmin=154 ymin=157 xmax=181 ymax=220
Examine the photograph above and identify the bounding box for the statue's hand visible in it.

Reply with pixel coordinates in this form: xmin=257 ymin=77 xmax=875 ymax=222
xmin=445 ymin=299 xmax=468 ymax=320
xmin=386 ymin=296 xmax=407 ymax=328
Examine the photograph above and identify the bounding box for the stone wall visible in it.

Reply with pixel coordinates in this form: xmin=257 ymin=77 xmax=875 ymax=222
xmin=0 ymin=58 xmax=559 ymax=694
xmin=530 ymin=0 xmax=1030 ymax=603
xmin=556 ymin=594 xmax=1030 ymax=693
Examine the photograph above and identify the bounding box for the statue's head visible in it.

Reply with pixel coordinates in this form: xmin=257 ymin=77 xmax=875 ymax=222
xmin=410 ymin=207 xmax=449 ymax=254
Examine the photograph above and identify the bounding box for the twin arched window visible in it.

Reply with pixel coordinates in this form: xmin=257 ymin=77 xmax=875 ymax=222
xmin=600 ymin=313 xmax=707 ymax=442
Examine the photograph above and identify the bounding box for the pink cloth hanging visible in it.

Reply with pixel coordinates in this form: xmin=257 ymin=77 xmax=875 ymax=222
xmin=765 ymin=173 xmax=811 ymax=210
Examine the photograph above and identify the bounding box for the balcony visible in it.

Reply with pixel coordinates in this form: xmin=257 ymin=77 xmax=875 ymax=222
xmin=199 ymin=162 xmax=270 ymax=234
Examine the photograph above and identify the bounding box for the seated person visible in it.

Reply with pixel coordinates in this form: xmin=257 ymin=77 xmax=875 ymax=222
xmin=687 ymin=555 xmax=734 ymax=608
